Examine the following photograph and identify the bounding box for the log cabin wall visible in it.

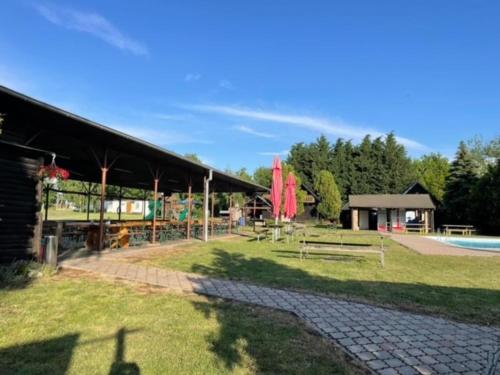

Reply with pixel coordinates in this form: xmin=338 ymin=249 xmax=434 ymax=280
xmin=0 ymin=145 xmax=43 ymax=262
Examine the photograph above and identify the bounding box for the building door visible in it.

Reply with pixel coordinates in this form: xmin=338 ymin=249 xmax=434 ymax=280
xmin=368 ymin=210 xmax=378 ymax=230
xmin=386 ymin=208 xmax=392 ymax=230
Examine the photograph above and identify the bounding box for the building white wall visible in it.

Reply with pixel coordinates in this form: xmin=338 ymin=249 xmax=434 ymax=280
xmin=359 ymin=210 xmax=369 ymax=230
xmin=104 ymin=200 xmax=150 ymax=215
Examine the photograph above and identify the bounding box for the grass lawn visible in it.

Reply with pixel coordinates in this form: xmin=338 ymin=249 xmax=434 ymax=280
xmin=0 ymin=270 xmax=361 ymax=375
xmin=45 ymin=208 xmax=144 ymax=221
xmin=134 ymin=228 xmax=500 ymax=326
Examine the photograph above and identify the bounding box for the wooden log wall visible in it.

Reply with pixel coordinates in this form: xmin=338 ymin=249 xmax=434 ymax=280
xmin=0 ymin=147 xmax=43 ymax=262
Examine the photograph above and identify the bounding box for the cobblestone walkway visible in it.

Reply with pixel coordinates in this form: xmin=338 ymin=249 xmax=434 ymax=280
xmin=62 ymin=256 xmax=500 ymax=375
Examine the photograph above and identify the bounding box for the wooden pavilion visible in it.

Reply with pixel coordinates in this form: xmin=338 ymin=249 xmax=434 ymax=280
xmin=0 ymin=85 xmax=266 ymax=262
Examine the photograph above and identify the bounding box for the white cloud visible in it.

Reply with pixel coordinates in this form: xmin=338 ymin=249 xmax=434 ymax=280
xmin=152 ymin=113 xmax=194 ymax=121
xmin=109 ymin=123 xmax=213 ymax=146
xmin=184 ymin=73 xmax=201 ymax=82
xmin=258 ymin=150 xmax=289 ymax=156
xmin=233 ymin=125 xmax=275 ymax=138
xmin=34 ymin=3 xmax=148 ymax=56
xmin=219 ymin=80 xmax=233 ymax=90
xmin=185 ymin=104 xmax=428 ymax=151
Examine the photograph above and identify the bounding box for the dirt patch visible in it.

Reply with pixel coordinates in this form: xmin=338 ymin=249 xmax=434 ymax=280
xmin=118 ymin=244 xmax=199 ymax=264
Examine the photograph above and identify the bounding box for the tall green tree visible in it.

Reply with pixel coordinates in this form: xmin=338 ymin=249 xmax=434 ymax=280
xmin=382 ymin=132 xmax=414 ymax=193
xmin=443 ymin=142 xmax=479 ymax=224
xmin=314 ymin=170 xmax=342 ymax=222
xmin=253 ymin=166 xmax=272 ymax=187
xmin=471 ymin=159 xmax=500 ymax=234
xmin=288 ymin=135 xmax=333 ymax=189
xmin=352 ymin=135 xmax=374 ymax=194
xmin=413 ymin=153 xmax=450 ymax=202
xmin=370 ymin=137 xmax=387 ymax=193
xmin=467 ymin=135 xmax=500 ymax=175
xmin=288 ymin=142 xmax=316 ymax=187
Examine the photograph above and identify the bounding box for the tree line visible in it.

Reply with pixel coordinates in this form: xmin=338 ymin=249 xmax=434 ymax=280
xmin=248 ymin=133 xmax=499 ymax=234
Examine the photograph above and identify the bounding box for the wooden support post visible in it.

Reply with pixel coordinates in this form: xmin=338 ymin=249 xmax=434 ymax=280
xmin=253 ymin=197 xmax=257 ymax=218
xmin=152 ymin=178 xmax=159 ymax=244
xmin=98 ymin=166 xmax=108 ymax=250
xmin=34 ymin=157 xmax=44 ymax=259
xmin=86 ymin=182 xmax=91 ymax=221
xmin=351 ymin=208 xmax=359 ymax=231
xmin=424 ymin=209 xmax=429 ymax=234
xmin=56 ymin=221 xmax=63 ymax=254
xmin=142 ymin=190 xmax=147 ymax=220
xmin=187 ymin=179 xmax=192 ymax=240
xmin=211 ymin=190 xmax=215 ymax=237
xmin=431 ymin=210 xmax=435 ymax=233
xmin=162 ymin=193 xmax=166 ymax=220
xmin=118 ymin=186 xmax=122 ymax=221
xmin=44 ymin=186 xmax=49 ymax=221
xmin=202 ymin=171 xmax=213 ymax=242
xmin=228 ymin=193 xmax=233 ymax=234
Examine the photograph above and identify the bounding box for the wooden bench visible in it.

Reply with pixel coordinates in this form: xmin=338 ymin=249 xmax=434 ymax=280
xmin=405 ymin=223 xmax=428 ymax=234
xmin=442 ymin=225 xmax=476 ymax=236
xmin=298 ymin=229 xmax=385 ymax=267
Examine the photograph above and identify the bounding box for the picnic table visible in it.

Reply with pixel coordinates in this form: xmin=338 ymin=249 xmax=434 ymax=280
xmin=404 ymin=223 xmax=428 ymax=234
xmin=252 ymin=220 xmax=269 ymax=242
xmin=298 ymin=230 xmax=386 ymax=267
xmin=442 ymin=224 xmax=475 ymax=236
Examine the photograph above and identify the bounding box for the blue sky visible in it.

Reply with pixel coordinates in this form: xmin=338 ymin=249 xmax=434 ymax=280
xmin=1 ymin=1 xmax=499 ymax=172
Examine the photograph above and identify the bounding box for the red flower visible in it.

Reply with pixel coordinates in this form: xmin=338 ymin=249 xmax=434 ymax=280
xmin=39 ymin=165 xmax=70 ymax=181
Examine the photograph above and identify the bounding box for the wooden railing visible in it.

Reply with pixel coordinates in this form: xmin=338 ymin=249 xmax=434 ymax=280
xmin=42 ymin=219 xmax=232 ymax=253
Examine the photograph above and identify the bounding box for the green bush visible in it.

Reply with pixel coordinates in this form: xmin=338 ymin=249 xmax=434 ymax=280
xmin=0 ymin=261 xmax=55 ymax=287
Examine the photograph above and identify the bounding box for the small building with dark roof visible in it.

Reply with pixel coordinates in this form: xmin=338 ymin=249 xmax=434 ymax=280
xmin=344 ymin=192 xmax=436 ymax=232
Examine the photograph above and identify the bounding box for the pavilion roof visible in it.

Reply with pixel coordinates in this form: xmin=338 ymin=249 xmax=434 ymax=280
xmin=0 ymin=85 xmax=266 ymax=194
xmin=347 ymin=194 xmax=435 ymax=209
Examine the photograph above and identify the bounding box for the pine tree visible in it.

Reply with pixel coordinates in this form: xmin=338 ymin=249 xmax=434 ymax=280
xmin=314 ymin=170 xmax=342 ymax=222
xmin=353 ymin=135 xmax=374 ymax=194
xmin=311 ymin=135 xmax=333 ymax=173
xmin=471 ymin=159 xmax=500 ymax=234
xmin=331 ymin=139 xmax=349 ymax=201
xmin=443 ymin=142 xmax=479 ymax=224
xmin=288 ymin=142 xmax=315 ymax=187
xmin=383 ymin=132 xmax=413 ymax=193
xmin=370 ymin=137 xmax=387 ymax=193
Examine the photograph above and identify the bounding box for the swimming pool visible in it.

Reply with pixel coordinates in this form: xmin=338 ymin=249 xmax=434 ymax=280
xmin=428 ymin=236 xmax=500 ymax=252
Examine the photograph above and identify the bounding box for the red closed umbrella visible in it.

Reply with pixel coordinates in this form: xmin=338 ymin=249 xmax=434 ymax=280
xmin=270 ymin=156 xmax=283 ymax=219
xmin=284 ymin=172 xmax=297 ymax=219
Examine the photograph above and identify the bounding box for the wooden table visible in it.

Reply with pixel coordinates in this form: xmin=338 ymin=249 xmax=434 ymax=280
xmin=442 ymin=225 xmax=475 ymax=236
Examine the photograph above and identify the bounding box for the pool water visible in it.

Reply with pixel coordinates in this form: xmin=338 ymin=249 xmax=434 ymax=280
xmin=428 ymin=236 xmax=500 ymax=252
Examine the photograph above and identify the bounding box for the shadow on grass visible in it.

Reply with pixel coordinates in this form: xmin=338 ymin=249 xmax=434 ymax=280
xmin=0 ymin=333 xmax=80 ymax=375
xmin=108 ymin=328 xmax=141 ymax=375
xmin=0 ymin=328 xmax=140 ymax=375
xmin=191 ymin=300 xmax=351 ymax=374
xmin=190 ymin=248 xmax=500 ymax=328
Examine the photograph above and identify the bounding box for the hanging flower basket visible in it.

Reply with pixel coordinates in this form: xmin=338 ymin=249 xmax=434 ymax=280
xmin=39 ymin=154 xmax=70 ymax=185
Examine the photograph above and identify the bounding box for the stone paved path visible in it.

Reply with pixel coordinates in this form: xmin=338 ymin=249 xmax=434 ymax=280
xmin=62 ymin=256 xmax=500 ymax=375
